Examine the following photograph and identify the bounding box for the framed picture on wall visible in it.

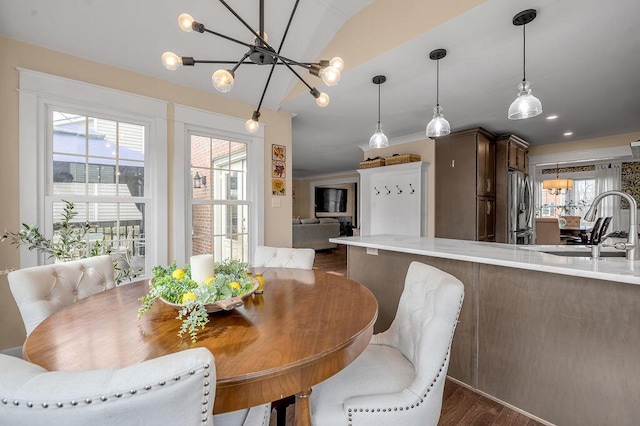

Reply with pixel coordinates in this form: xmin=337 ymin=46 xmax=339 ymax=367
xmin=272 ymin=178 xmax=286 ymax=196
xmin=272 ymin=160 xmax=285 ymax=178
xmin=272 ymin=144 xmax=286 ymax=161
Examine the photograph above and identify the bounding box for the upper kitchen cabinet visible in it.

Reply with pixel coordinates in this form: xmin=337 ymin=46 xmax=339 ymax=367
xmin=435 ymin=128 xmax=497 ymax=241
xmin=500 ymin=134 xmax=529 ymax=172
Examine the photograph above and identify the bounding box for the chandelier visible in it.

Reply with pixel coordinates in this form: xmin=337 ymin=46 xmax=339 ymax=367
xmin=161 ymin=0 xmax=343 ymax=133
xmin=543 ymin=163 xmax=573 ymax=195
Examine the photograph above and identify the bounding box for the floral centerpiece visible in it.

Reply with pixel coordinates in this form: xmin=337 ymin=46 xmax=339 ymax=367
xmin=137 ymin=258 xmax=256 ymax=343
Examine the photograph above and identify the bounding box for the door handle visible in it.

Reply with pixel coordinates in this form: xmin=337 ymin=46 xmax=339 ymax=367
xmin=486 ymin=178 xmax=491 ymax=193
xmin=486 ymin=201 xmax=492 ymax=215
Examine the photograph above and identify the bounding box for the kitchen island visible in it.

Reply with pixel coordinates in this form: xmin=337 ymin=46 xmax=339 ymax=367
xmin=330 ymin=235 xmax=640 ymax=426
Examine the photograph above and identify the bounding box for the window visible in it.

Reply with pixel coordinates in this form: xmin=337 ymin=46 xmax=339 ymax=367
xmin=18 ymin=69 xmax=168 ymax=272
xmin=537 ymin=178 xmax=596 ymax=220
xmin=48 ymin=110 xmax=148 ymax=273
xmin=173 ymin=105 xmax=264 ymax=266
xmin=191 ymin=134 xmax=249 ymax=262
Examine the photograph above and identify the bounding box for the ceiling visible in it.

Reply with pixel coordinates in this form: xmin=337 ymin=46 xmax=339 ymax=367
xmin=1 ymin=0 xmax=639 ymax=179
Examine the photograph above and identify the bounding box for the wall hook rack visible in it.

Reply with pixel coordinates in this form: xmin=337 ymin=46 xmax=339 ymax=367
xmin=384 ymin=186 xmax=391 ymax=195
xmin=374 ymin=187 xmax=380 ymax=195
xmin=409 ymin=184 xmax=415 ymax=194
xmin=396 ymin=185 xmax=403 ymax=194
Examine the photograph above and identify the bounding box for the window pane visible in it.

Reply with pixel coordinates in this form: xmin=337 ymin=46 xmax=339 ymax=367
xmin=191 ymin=167 xmax=211 ymax=200
xmin=191 ymin=135 xmax=211 ymax=168
xmin=117 ymin=122 xmax=145 ymax=160
xmin=192 ymin=204 xmax=214 ymax=256
xmin=192 ymin=204 xmax=212 ymax=238
xmin=119 ymin=164 xmax=145 ymax=198
xmin=51 ymin=201 xmax=145 ymax=276
xmin=53 ymin=113 xmax=86 ymax=156
xmin=212 ymin=138 xmax=230 ymax=170
xmin=230 ymin=142 xmax=246 ymax=171
xmin=88 ymin=118 xmax=117 ymax=160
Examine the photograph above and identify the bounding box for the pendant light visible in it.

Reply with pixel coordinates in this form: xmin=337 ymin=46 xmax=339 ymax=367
xmin=369 ymin=75 xmax=389 ymax=148
xmin=426 ymin=48 xmax=451 ymax=138
xmin=543 ymin=163 xmax=573 ymax=195
xmin=508 ymin=9 xmax=543 ymax=120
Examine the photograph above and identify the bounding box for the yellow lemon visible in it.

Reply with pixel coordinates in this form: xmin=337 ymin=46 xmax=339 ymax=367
xmin=181 ymin=292 xmax=197 ymax=304
xmin=204 ymin=276 xmax=215 ymax=286
xmin=172 ymin=269 xmax=185 ymax=280
xmin=229 ymin=281 xmax=241 ymax=290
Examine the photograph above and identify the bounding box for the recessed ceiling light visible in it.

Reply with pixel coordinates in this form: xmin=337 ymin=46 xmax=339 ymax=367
xmin=563 ymin=131 xmax=573 ymax=136
xmin=546 ymin=115 xmax=558 ymax=120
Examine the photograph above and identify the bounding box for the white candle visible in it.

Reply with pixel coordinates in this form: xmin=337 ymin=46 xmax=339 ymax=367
xmin=190 ymin=254 xmax=215 ymax=285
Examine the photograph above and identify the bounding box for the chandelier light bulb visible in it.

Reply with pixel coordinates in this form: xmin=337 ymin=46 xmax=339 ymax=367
xmin=369 ymin=123 xmax=389 ymax=149
xmin=161 ymin=52 xmax=182 ymax=71
xmin=426 ymin=105 xmax=451 ymax=137
xmin=329 ymin=57 xmax=344 ymax=72
xmin=178 ymin=13 xmax=195 ymax=32
xmin=315 ymin=92 xmax=330 ymax=108
xmin=320 ymin=66 xmax=341 ymax=86
xmin=246 ymin=118 xmax=260 ymax=133
xmin=508 ymin=80 xmax=542 ymax=120
xmin=211 ymin=69 xmax=235 ymax=93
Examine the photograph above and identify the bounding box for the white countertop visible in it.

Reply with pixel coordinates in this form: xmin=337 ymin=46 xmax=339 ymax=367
xmin=329 ymin=235 xmax=640 ymax=285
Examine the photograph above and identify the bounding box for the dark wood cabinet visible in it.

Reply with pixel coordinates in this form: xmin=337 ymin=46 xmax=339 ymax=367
xmin=435 ymin=128 xmax=497 ymax=241
xmin=504 ymin=135 xmax=528 ymax=172
xmin=476 ymin=197 xmax=496 ymax=241
xmin=495 ymin=134 xmax=530 ymax=243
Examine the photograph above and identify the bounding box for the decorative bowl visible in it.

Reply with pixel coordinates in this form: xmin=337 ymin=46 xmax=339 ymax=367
xmin=154 ymin=279 xmax=260 ymax=313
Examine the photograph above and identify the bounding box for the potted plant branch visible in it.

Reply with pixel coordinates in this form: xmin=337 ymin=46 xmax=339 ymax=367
xmin=1 ymin=200 xmax=142 ymax=283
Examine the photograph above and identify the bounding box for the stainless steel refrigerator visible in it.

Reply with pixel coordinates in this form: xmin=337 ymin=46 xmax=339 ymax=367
xmin=508 ymin=170 xmax=534 ymax=244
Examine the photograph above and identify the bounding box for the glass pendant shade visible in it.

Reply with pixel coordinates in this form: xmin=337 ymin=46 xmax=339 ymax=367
xmin=426 ymin=105 xmax=451 ymax=137
xmin=508 ymin=80 xmax=542 ymax=120
xmin=369 ymin=123 xmax=389 ymax=149
xmin=161 ymin=52 xmax=182 ymax=70
xmin=212 ymin=69 xmax=235 ymax=93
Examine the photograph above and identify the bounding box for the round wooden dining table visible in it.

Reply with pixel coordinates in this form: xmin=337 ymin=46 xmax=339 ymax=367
xmin=23 ymin=268 xmax=378 ymax=426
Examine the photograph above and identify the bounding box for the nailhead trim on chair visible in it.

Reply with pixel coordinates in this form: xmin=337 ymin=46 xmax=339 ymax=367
xmin=346 ymin=294 xmax=464 ymax=426
xmin=1 ymin=361 xmax=212 ymax=423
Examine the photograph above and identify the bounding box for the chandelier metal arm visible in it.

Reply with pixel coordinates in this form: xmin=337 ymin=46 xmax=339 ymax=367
xmin=187 ymin=60 xmax=318 ymax=66
xmin=231 ymin=52 xmax=252 ymax=73
xmin=255 ymin=0 xmax=301 ymax=113
xmin=218 ymin=0 xmax=273 ymax=51
xmin=201 ymin=28 xmax=254 ymax=49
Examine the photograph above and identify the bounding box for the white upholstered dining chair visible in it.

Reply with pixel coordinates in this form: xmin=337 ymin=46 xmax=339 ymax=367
xmin=7 ymin=255 xmax=117 ymax=336
xmin=309 ymin=261 xmax=465 ymax=426
xmin=253 ymin=246 xmax=315 ymax=270
xmin=0 ymin=347 xmax=270 ymax=426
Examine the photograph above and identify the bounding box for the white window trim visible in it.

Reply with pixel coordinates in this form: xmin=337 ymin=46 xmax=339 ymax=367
xmin=18 ymin=68 xmax=168 ymax=270
xmin=173 ymin=104 xmax=264 ymax=265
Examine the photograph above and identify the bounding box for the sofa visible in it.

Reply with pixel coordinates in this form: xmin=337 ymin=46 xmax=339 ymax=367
xmin=292 ymin=218 xmax=341 ymax=250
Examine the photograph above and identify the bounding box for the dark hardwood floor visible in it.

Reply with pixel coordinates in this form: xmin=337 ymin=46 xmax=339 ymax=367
xmin=268 ymin=245 xmax=544 ymax=426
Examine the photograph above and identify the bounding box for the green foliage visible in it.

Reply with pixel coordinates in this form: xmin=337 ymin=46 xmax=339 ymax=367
xmin=138 ymin=258 xmax=253 ymax=343
xmin=1 ymin=200 xmax=142 ymax=283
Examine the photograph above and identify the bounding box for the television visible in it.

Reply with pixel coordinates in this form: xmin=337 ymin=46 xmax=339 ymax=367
xmin=315 ymin=187 xmax=348 ymax=213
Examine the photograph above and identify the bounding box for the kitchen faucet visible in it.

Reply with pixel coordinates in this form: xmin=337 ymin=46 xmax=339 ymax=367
xmin=583 ymin=190 xmax=639 ymax=260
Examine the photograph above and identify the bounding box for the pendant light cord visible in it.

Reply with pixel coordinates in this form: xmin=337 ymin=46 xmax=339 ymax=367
xmin=522 ymin=24 xmax=527 ymax=82
xmin=436 ymin=59 xmax=440 ymax=106
xmin=377 ymin=82 xmax=382 ymax=125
